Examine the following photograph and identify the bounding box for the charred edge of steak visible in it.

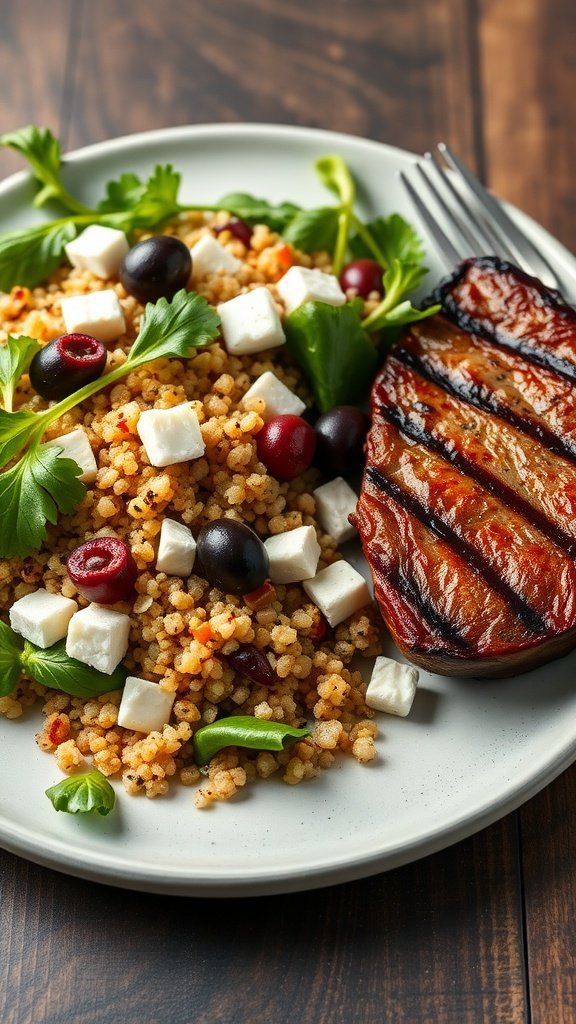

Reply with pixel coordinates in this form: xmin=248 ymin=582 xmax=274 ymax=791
xmin=374 ymin=394 xmax=576 ymax=557
xmin=432 ymin=256 xmax=576 ymax=383
xmin=394 ymin=341 xmax=576 ymax=464
xmin=365 ymin=464 xmax=547 ymax=638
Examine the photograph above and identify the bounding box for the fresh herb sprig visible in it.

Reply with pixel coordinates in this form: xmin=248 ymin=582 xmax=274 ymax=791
xmin=0 ymin=289 xmax=220 ymax=558
xmin=193 ymin=715 xmax=311 ymax=765
xmin=0 ymin=619 xmax=127 ymax=698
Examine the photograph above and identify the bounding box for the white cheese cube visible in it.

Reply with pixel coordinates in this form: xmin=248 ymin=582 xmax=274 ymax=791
xmin=117 ymin=675 xmax=176 ymax=733
xmin=242 ymin=371 xmax=305 ymax=420
xmin=66 ymin=605 xmax=131 ymax=675
xmin=264 ymin=525 xmax=321 ymax=584
xmin=366 ymin=656 xmax=419 ymax=717
xmin=64 ymin=225 xmax=129 ymax=279
xmin=276 ymin=265 xmax=346 ymax=315
xmin=190 ymin=235 xmax=242 ymax=277
xmin=61 ymin=289 xmax=126 ymax=343
xmin=136 ymin=403 xmax=205 ymax=468
xmin=217 ymin=287 xmax=285 ymax=355
xmin=52 ymin=427 xmax=98 ymax=484
xmin=9 ymin=589 xmax=78 ymax=649
xmin=313 ymin=477 xmax=358 ymax=544
xmin=156 ymin=518 xmax=196 ymax=576
xmin=302 ymin=560 xmax=370 ymax=627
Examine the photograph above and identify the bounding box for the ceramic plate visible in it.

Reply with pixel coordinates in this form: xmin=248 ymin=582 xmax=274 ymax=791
xmin=1 ymin=124 xmax=576 ymax=897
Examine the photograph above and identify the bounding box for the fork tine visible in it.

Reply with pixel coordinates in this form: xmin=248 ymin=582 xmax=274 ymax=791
xmin=438 ymin=143 xmax=562 ymax=288
xmin=417 ymin=156 xmax=485 ymax=256
xmin=399 ymin=170 xmax=460 ymax=268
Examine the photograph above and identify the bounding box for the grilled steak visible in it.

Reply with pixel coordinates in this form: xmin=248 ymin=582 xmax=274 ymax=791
xmin=351 ymin=256 xmax=576 ymax=677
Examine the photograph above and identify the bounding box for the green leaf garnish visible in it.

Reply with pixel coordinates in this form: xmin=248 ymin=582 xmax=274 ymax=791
xmin=0 ymin=335 xmax=40 ymax=412
xmin=0 ymin=408 xmax=39 ymax=468
xmin=350 ymin=213 xmax=426 ymax=267
xmin=0 ymin=220 xmax=78 ymax=291
xmin=0 ymin=620 xmax=25 ymax=696
xmin=313 ymin=155 xmax=355 ymax=275
xmin=284 ymin=300 xmax=377 ymax=412
xmin=361 ymin=259 xmax=440 ymax=332
xmin=215 ymin=192 xmax=301 ymax=232
xmin=0 ymin=126 xmax=90 ymax=215
xmin=282 ymin=206 xmax=339 ymax=254
xmin=0 ymin=619 xmax=126 ymax=697
xmin=98 ymin=164 xmax=182 ymax=231
xmin=45 ymin=771 xmax=115 ymax=815
xmin=127 ymin=288 xmax=220 ymax=367
xmin=193 ymin=715 xmax=311 ymax=766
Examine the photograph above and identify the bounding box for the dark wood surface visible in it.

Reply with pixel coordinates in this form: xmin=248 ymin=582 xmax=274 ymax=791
xmin=1 ymin=2 xmax=575 ymax=1021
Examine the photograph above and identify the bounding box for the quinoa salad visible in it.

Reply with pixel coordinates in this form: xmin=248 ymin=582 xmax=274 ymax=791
xmin=0 ymin=128 xmax=434 ymax=817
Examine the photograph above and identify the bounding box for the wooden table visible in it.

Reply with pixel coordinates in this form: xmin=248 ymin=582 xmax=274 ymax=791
xmin=1 ymin=2 xmax=575 ymax=1021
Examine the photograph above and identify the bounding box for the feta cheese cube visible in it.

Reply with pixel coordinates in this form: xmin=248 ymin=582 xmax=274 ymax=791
xmin=117 ymin=675 xmax=176 ymax=733
xmin=264 ymin=525 xmax=321 ymax=584
xmin=66 ymin=605 xmax=131 ymax=675
xmin=217 ymin=287 xmax=285 ymax=355
xmin=52 ymin=426 xmax=98 ymax=484
xmin=313 ymin=477 xmax=358 ymax=544
xmin=366 ymin=656 xmax=419 ymax=717
xmin=242 ymin=371 xmax=305 ymax=420
xmin=64 ymin=225 xmax=129 ymax=279
xmin=276 ymin=265 xmax=346 ymax=315
xmin=9 ymin=589 xmax=78 ymax=649
xmin=156 ymin=518 xmax=196 ymax=576
xmin=302 ymin=560 xmax=370 ymax=627
xmin=190 ymin=235 xmax=242 ymax=277
xmin=136 ymin=403 xmax=205 ymax=467
xmin=61 ymin=289 xmax=126 ymax=343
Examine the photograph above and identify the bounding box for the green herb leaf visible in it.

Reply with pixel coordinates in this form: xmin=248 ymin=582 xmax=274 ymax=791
xmin=0 ymin=408 xmax=40 ymax=468
xmin=282 ymin=206 xmax=339 ymax=253
xmin=126 ymin=289 xmax=220 ymax=368
xmin=216 ymin=192 xmax=301 ymax=232
xmin=0 ymin=335 xmax=40 ymax=412
xmin=21 ymin=637 xmax=127 ymax=697
xmin=350 ymin=213 xmax=426 ymax=268
xmin=361 ymin=259 xmax=439 ymax=332
xmin=97 ymin=171 xmax=147 ymax=214
xmin=0 ymin=220 xmax=78 ymax=291
xmin=99 ymin=164 xmax=182 ymax=232
xmin=193 ymin=715 xmax=311 ymax=765
xmin=284 ymin=300 xmax=377 ymax=412
xmin=314 ymin=155 xmax=355 ymax=274
xmin=0 ymin=442 xmax=85 ymax=558
xmin=0 ymin=126 xmax=91 ymax=215
xmin=0 ymin=620 xmax=25 ymax=696
xmin=45 ymin=771 xmax=116 ymax=815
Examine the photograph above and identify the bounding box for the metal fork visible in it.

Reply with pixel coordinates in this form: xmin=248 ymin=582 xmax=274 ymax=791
xmin=399 ymin=144 xmax=565 ymax=292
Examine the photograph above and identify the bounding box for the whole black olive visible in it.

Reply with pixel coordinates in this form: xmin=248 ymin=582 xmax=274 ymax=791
xmin=119 ymin=235 xmax=192 ymax=303
xmin=196 ymin=519 xmax=269 ymax=595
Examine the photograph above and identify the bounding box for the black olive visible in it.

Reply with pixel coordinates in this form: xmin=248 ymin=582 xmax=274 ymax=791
xmin=196 ymin=519 xmax=269 ymax=595
xmin=119 ymin=235 xmax=192 ymax=303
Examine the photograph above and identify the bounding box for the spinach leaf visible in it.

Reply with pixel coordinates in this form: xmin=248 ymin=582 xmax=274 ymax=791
xmin=193 ymin=715 xmax=311 ymax=765
xmin=284 ymin=300 xmax=377 ymax=411
xmin=45 ymin=771 xmax=115 ymax=815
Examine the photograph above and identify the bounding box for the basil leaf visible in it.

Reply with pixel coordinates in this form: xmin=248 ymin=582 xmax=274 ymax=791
xmin=216 ymin=192 xmax=301 ymax=232
xmin=45 ymin=771 xmax=115 ymax=816
xmin=0 ymin=443 xmax=85 ymax=558
xmin=126 ymin=289 xmax=220 ymax=367
xmin=284 ymin=300 xmax=377 ymax=412
xmin=0 ymin=335 xmax=40 ymax=412
xmin=0 ymin=220 xmax=77 ymax=291
xmin=193 ymin=715 xmax=311 ymax=765
xmin=0 ymin=620 xmax=25 ymax=696
xmin=21 ymin=638 xmax=127 ymax=697
xmin=282 ymin=206 xmax=339 ymax=253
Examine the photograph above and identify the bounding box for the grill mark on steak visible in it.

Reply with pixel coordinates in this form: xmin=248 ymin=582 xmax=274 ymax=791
xmin=434 ymin=256 xmax=576 ymax=383
xmin=365 ymin=464 xmax=547 ymax=637
xmin=373 ymin=359 xmax=576 ymax=557
xmin=392 ymin=568 xmax=470 ymax=650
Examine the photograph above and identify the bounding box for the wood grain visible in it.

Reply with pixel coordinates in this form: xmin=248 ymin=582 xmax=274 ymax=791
xmin=0 ymin=1 xmax=73 ymax=178
xmin=0 ymin=818 xmax=525 ymax=1024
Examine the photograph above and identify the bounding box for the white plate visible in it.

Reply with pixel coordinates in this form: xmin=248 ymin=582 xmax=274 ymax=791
xmin=2 ymin=123 xmax=576 ymax=898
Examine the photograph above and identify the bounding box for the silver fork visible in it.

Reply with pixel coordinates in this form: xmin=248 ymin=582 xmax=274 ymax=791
xmin=399 ymin=144 xmax=565 ymax=293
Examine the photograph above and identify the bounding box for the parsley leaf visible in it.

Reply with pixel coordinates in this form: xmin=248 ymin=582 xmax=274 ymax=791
xmin=216 ymin=192 xmax=301 ymax=232
xmin=350 ymin=213 xmax=426 ymax=268
xmin=0 ymin=335 xmax=40 ymax=412
xmin=0 ymin=443 xmax=85 ymax=558
xmin=126 ymin=288 xmax=221 ymax=367
xmin=0 ymin=409 xmax=40 ymax=468
xmin=0 ymin=220 xmax=79 ymax=291
xmin=99 ymin=164 xmax=182 ymax=231
xmin=282 ymin=206 xmax=339 ymax=253
xmin=0 ymin=126 xmax=91 ymax=215
xmin=45 ymin=771 xmax=115 ymax=815
xmin=0 ymin=620 xmax=25 ymax=696
xmin=361 ymin=259 xmax=440 ymax=332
